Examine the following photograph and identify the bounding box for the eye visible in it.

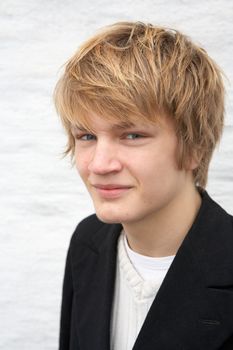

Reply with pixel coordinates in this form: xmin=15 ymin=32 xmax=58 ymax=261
xmin=75 ymin=134 xmax=96 ymax=141
xmin=125 ymin=133 xmax=144 ymax=140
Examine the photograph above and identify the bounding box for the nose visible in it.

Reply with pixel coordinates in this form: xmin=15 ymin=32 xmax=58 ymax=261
xmin=88 ymin=140 xmax=123 ymax=175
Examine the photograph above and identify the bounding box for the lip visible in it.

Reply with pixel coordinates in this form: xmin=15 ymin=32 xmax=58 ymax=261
xmin=93 ymin=184 xmax=131 ymax=190
xmin=92 ymin=184 xmax=132 ymax=198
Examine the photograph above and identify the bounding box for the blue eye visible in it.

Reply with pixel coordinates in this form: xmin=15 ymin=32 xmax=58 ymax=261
xmin=78 ymin=134 xmax=96 ymax=141
xmin=126 ymin=133 xmax=142 ymax=139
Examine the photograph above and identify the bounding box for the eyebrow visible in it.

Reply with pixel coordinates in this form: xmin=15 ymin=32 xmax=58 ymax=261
xmin=71 ymin=125 xmax=88 ymax=132
xmin=111 ymin=121 xmax=137 ymax=130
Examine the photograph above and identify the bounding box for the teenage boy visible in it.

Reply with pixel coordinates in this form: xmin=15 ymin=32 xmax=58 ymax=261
xmin=54 ymin=22 xmax=233 ymax=350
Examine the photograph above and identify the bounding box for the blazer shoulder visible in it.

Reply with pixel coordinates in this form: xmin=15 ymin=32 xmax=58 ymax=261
xmin=203 ymin=190 xmax=233 ymax=225
xmin=214 ymin=198 xmax=233 ymax=229
xmin=69 ymin=214 xmax=106 ymax=248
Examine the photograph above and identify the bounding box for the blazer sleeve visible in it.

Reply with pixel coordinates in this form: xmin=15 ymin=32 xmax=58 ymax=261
xmin=59 ymin=246 xmax=76 ymax=350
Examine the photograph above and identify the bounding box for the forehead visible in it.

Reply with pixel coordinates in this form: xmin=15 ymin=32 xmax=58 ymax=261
xmin=70 ymin=111 xmax=164 ymax=133
xmin=71 ymin=120 xmax=140 ymax=133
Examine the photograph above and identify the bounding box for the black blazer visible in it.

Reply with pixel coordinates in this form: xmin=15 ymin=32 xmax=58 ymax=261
xmin=59 ymin=191 xmax=233 ymax=350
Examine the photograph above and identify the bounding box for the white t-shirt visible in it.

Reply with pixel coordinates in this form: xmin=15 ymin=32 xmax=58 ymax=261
xmin=110 ymin=231 xmax=175 ymax=350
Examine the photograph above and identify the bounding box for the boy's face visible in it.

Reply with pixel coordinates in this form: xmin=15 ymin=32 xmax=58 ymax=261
xmin=72 ymin=112 xmax=196 ymax=225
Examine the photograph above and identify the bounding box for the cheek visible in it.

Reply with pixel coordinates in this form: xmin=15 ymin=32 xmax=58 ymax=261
xmin=136 ymin=148 xmax=179 ymax=188
xmin=75 ymin=152 xmax=90 ymax=178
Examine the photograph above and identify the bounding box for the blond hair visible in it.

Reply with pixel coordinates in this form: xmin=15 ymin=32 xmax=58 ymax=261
xmin=54 ymin=21 xmax=225 ymax=188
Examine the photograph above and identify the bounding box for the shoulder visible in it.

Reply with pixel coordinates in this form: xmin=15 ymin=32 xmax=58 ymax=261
xmin=75 ymin=214 xmax=105 ymax=235
xmin=70 ymin=214 xmax=105 ymax=246
xmin=68 ymin=214 xmax=122 ymax=256
xmin=201 ymin=190 xmax=233 ymax=221
xmin=195 ymin=191 xmax=233 ymax=260
xmin=209 ymin=193 xmax=233 ymax=225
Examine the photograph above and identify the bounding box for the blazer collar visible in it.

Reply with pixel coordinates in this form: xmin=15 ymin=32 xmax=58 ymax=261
xmin=73 ymin=191 xmax=233 ymax=350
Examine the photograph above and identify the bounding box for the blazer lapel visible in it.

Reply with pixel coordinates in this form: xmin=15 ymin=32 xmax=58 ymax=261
xmin=72 ymin=221 xmax=121 ymax=350
xmin=133 ymin=192 xmax=233 ymax=350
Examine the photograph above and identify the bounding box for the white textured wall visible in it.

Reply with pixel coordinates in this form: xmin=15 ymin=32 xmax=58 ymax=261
xmin=0 ymin=1 xmax=233 ymax=349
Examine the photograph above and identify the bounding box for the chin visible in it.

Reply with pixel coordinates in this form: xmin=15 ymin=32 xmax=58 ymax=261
xmin=94 ymin=205 xmax=127 ymax=224
xmin=98 ymin=218 xmax=121 ymax=224
xmin=95 ymin=211 xmax=121 ymax=224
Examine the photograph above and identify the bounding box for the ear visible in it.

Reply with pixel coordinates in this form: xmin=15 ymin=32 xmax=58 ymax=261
xmin=189 ymin=158 xmax=199 ymax=170
xmin=187 ymin=149 xmax=201 ymax=171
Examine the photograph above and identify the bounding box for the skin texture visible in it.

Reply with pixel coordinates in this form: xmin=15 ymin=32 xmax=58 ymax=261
xmin=72 ymin=112 xmax=201 ymax=257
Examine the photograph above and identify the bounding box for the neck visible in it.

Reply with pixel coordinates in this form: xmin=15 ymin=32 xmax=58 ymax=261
xmin=122 ymin=184 xmax=202 ymax=257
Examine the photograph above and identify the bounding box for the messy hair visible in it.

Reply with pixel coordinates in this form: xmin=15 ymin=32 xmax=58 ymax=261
xmin=54 ymin=21 xmax=225 ymax=188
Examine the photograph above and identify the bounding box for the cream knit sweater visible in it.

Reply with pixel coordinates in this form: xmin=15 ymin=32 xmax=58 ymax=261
xmin=110 ymin=232 xmax=175 ymax=350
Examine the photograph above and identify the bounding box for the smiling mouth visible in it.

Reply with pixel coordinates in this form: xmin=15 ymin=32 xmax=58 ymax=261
xmin=92 ymin=184 xmax=132 ymax=198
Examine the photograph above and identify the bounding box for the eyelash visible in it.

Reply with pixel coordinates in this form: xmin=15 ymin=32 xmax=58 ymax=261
xmin=75 ymin=133 xmax=145 ymax=141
